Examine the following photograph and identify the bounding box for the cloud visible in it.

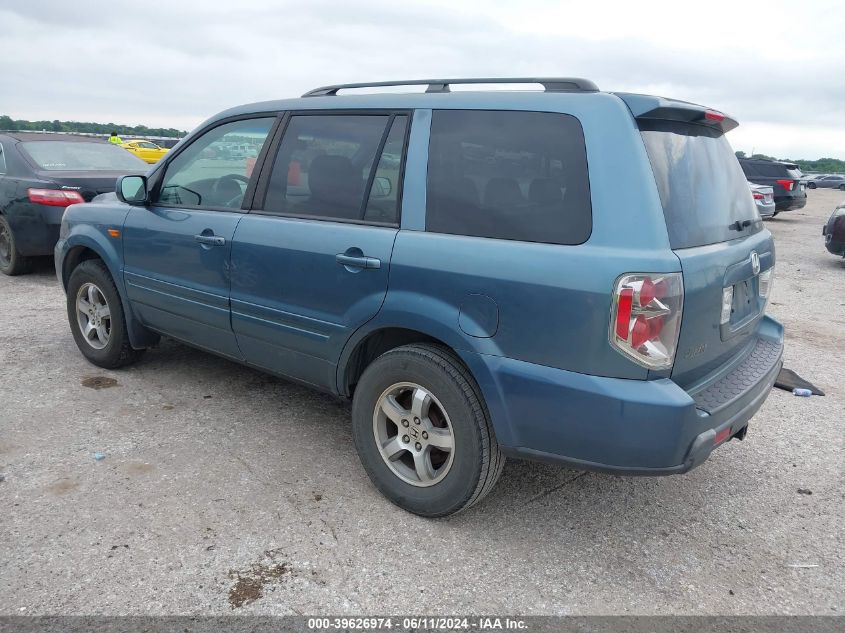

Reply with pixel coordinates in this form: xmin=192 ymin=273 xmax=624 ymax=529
xmin=0 ymin=0 xmax=841 ymax=158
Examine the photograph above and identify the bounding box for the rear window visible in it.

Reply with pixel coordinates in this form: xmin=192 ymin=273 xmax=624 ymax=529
xmin=640 ymin=121 xmax=760 ymax=249
xmin=740 ymin=160 xmax=802 ymax=179
xmin=426 ymin=110 xmax=592 ymax=245
xmin=20 ymin=141 xmax=146 ymax=171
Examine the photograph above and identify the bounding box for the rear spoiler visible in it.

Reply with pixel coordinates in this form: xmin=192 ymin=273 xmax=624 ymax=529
xmin=614 ymin=93 xmax=739 ymax=133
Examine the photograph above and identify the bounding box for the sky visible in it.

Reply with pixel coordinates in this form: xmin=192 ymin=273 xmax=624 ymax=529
xmin=1 ymin=0 xmax=842 ymax=160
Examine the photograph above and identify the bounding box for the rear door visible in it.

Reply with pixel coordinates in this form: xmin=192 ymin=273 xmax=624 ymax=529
xmin=122 ymin=117 xmax=276 ymax=358
xmin=230 ymin=113 xmax=409 ymax=389
xmin=639 ymin=120 xmax=775 ymax=390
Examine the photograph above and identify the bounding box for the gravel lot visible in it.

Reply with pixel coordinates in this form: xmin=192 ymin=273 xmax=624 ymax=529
xmin=1 ymin=190 xmax=842 ymax=616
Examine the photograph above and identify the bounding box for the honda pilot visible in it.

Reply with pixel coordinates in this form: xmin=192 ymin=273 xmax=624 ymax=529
xmin=55 ymin=78 xmax=783 ymax=516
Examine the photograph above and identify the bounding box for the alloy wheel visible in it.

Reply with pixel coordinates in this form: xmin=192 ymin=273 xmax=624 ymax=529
xmin=372 ymin=382 xmax=455 ymax=487
xmin=75 ymin=283 xmax=112 ymax=350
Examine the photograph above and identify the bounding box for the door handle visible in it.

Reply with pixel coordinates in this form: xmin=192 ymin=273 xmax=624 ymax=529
xmin=194 ymin=234 xmax=226 ymax=246
xmin=336 ymin=253 xmax=381 ymax=269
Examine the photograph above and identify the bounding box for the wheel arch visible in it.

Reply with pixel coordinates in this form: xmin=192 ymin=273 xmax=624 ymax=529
xmin=336 ymin=320 xmax=517 ymax=449
xmin=61 ymin=230 xmax=159 ymax=349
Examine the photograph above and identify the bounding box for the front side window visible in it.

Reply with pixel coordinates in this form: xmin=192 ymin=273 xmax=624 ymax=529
xmin=425 ymin=109 xmax=592 ymax=244
xmin=264 ymin=114 xmax=406 ymax=223
xmin=157 ymin=117 xmax=274 ymax=209
xmin=20 ymin=141 xmax=146 ymax=171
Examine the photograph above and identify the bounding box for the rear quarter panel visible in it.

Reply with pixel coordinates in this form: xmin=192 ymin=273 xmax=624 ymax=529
xmin=370 ymin=95 xmax=678 ymax=374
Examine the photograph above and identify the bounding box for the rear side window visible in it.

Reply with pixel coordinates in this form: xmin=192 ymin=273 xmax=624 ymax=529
xmin=0 ymin=143 xmax=6 ymax=174
xmin=264 ymin=114 xmax=407 ymax=224
xmin=425 ymin=110 xmax=592 ymax=244
xmin=640 ymin=121 xmax=760 ymax=249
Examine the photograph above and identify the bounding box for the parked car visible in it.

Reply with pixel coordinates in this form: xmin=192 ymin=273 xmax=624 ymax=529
xmin=822 ymin=202 xmax=845 ymax=257
xmin=800 ymin=173 xmax=823 ymax=186
xmin=120 ymin=139 xmax=169 ymax=164
xmin=55 ymin=78 xmax=783 ymax=516
xmin=0 ymin=132 xmax=146 ymax=275
xmin=739 ymin=157 xmax=807 ymax=214
xmin=749 ymin=182 xmax=775 ymax=218
xmin=807 ymin=174 xmax=845 ymax=190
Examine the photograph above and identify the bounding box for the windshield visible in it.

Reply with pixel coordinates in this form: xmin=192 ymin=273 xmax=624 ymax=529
xmin=20 ymin=141 xmax=146 ymax=171
xmin=640 ymin=121 xmax=760 ymax=249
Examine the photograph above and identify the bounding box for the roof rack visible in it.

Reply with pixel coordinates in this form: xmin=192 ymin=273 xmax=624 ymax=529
xmin=302 ymin=77 xmax=599 ymax=97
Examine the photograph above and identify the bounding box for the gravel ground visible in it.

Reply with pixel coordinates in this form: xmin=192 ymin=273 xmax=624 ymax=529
xmin=0 ymin=190 xmax=842 ymax=615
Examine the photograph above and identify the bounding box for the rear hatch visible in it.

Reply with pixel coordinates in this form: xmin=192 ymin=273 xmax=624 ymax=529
xmin=631 ymin=106 xmax=775 ymax=392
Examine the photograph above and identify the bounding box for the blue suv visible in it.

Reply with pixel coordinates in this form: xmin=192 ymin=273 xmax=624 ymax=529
xmin=55 ymin=78 xmax=784 ymax=516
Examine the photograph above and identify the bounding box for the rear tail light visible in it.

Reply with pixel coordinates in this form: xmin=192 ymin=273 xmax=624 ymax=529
xmin=775 ymin=179 xmax=794 ymax=191
xmin=759 ymin=267 xmax=774 ymax=300
xmin=27 ymin=188 xmax=85 ymax=207
xmin=610 ymin=273 xmax=683 ymax=369
xmin=752 ymin=192 xmax=764 ymax=200
xmin=720 ymin=287 xmax=734 ymax=324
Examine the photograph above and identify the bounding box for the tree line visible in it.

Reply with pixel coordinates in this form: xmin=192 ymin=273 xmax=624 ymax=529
xmin=735 ymin=150 xmax=845 ymax=174
xmin=0 ymin=115 xmax=187 ymax=139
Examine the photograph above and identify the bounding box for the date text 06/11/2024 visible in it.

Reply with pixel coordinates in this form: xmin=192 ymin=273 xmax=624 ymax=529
xmin=307 ymin=617 xmax=529 ymax=630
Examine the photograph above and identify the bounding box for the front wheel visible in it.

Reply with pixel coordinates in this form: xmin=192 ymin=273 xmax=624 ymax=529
xmin=839 ymin=184 xmax=845 ymax=191
xmin=351 ymin=344 xmax=504 ymax=517
xmin=66 ymin=259 xmax=144 ymax=369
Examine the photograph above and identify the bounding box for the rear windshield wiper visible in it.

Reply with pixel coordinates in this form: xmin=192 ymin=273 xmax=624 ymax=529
xmin=729 ymin=219 xmax=756 ymax=231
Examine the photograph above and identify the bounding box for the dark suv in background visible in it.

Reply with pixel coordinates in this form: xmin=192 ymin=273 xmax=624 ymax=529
xmin=739 ymin=157 xmax=807 ymax=215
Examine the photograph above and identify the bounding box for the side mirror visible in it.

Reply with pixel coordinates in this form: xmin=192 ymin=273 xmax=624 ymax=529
xmin=372 ymin=176 xmax=392 ymax=197
xmin=116 ymin=175 xmax=148 ymax=205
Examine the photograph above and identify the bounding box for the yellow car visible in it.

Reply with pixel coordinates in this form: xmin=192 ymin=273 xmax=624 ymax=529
xmin=120 ymin=139 xmax=169 ymax=164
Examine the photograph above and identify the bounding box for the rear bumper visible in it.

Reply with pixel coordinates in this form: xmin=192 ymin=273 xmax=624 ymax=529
xmin=479 ymin=316 xmax=784 ymax=475
xmin=5 ymin=204 xmax=63 ymax=256
xmin=825 ymin=235 xmax=845 ymax=256
xmin=774 ymin=195 xmax=807 ymax=211
xmin=756 ymin=200 xmax=776 ymax=218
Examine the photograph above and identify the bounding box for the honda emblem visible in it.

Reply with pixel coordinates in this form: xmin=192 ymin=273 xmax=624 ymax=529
xmin=750 ymin=251 xmax=760 ymax=276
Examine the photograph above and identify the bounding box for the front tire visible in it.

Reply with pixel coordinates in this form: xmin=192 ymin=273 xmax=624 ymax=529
xmin=0 ymin=215 xmax=33 ymax=276
xmin=807 ymin=182 xmax=816 ymax=189
xmin=839 ymin=184 xmax=845 ymax=191
xmin=351 ymin=344 xmax=504 ymax=517
xmin=66 ymin=259 xmax=144 ymax=369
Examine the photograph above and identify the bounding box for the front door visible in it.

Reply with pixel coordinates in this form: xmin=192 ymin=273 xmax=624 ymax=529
xmin=123 ymin=117 xmax=276 ymax=359
xmin=230 ymin=113 xmax=409 ymax=388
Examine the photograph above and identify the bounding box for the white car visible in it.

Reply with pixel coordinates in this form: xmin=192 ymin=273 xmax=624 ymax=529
xmin=749 ymin=182 xmax=775 ymax=218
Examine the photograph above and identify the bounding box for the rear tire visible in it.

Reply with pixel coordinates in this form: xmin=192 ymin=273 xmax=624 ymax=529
xmin=351 ymin=344 xmax=504 ymax=517
xmin=0 ymin=215 xmax=33 ymax=276
xmin=807 ymin=182 xmax=816 ymax=189
xmin=67 ymin=259 xmax=144 ymax=369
